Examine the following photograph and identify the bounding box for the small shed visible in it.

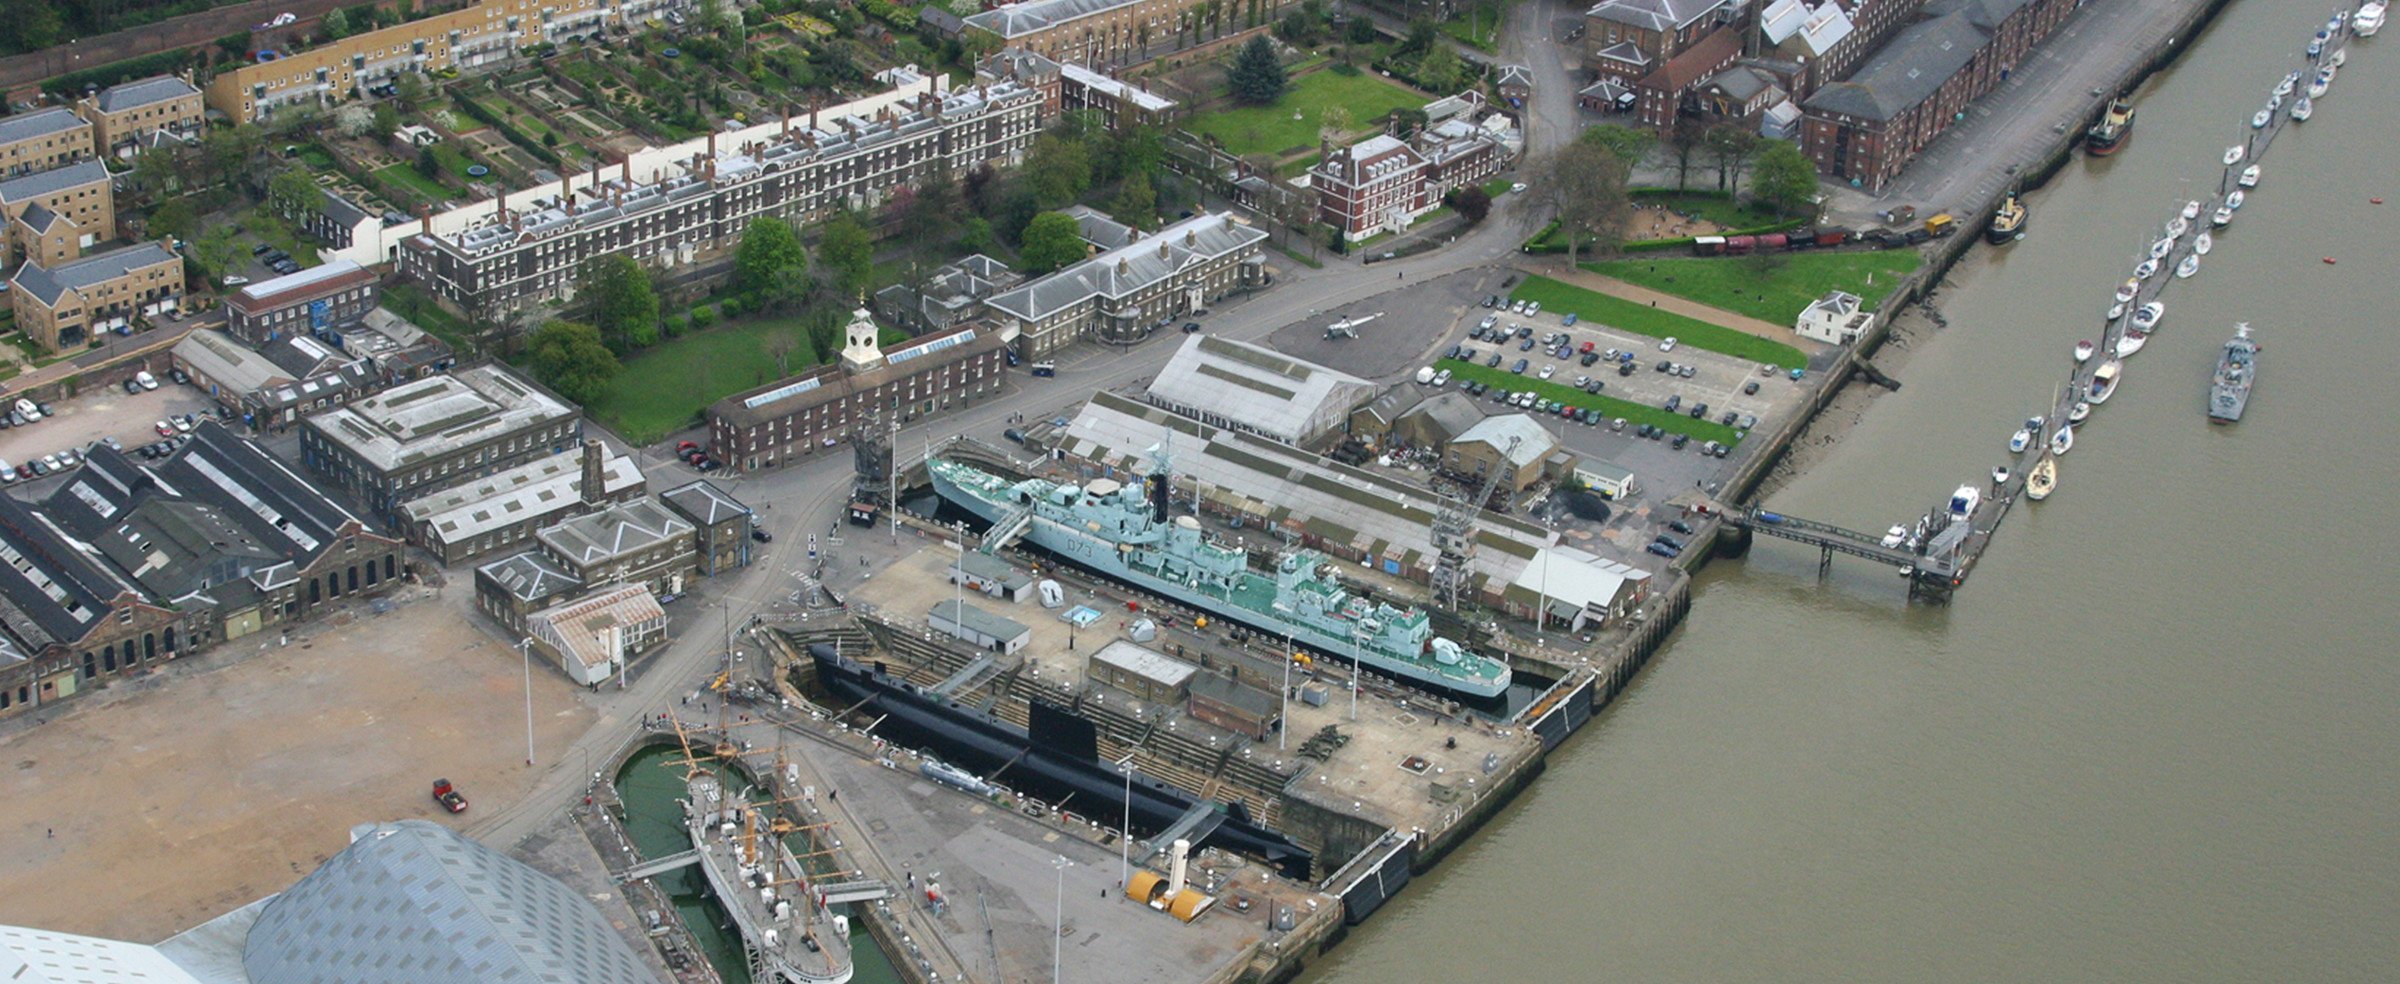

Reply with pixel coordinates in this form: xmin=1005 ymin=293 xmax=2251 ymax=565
xmin=930 ymin=599 xmax=1030 ymax=654
xmin=1087 ymin=640 xmax=1196 ymax=703
xmin=1575 ymin=462 xmax=1638 ymax=500
xmin=948 ymin=551 xmax=1035 ymax=602
xmin=1187 ymin=672 xmax=1279 ymax=740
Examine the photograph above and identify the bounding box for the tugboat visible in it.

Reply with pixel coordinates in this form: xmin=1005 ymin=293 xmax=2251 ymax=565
xmin=2086 ymin=98 xmax=2136 ymax=156
xmin=1986 ymin=190 xmax=2028 ymax=244
xmin=927 ymin=454 xmax=1512 ymax=697
xmin=2209 ymin=322 xmax=2258 ymax=423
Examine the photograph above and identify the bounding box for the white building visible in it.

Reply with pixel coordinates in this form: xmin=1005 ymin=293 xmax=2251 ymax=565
xmin=1795 ymin=289 xmax=1870 ymax=345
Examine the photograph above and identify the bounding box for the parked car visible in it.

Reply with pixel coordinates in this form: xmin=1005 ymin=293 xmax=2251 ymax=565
xmin=155 ymin=420 xmax=176 ymax=436
xmin=1671 ymin=433 xmax=1691 ymax=449
xmin=1581 ymin=351 xmax=1601 ymax=367
xmin=1486 ymin=352 xmax=1504 ymax=368
xmin=1654 ymin=533 xmax=1687 ymax=552
xmin=1515 ymin=324 xmax=1533 ymax=339
xmin=136 ymin=371 xmax=159 ymax=391
xmin=1647 ymin=542 xmax=1680 ymax=558
xmin=1563 ymin=313 xmax=1579 ymax=327
xmin=1510 ymin=358 xmax=1529 ymax=374
xmin=1525 ymin=301 xmax=1541 ymax=316
xmin=251 ymin=243 xmax=275 ymax=257
xmin=221 ymin=275 xmax=249 ymax=287
xmin=1679 ymin=364 xmax=1696 ymax=378
xmin=1618 ymin=362 xmax=1636 ymax=377
xmin=1654 ymin=360 xmax=1672 ymax=373
xmin=14 ymin=399 xmax=41 ymax=420
xmin=1664 ymin=395 xmax=1682 ymax=412
xmin=1743 ymin=380 xmax=1761 ymax=395
xmin=1433 ymin=368 xmax=1452 ymax=386
xmin=1611 ymin=418 xmax=1627 ymax=432
xmin=1659 ymin=337 xmax=1678 ymax=352
xmin=1182 ymin=322 xmax=1202 ymax=333
xmin=751 ymin=528 xmax=773 ymax=542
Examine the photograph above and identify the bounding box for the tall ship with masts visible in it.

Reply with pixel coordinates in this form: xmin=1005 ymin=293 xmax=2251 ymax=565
xmin=676 ymin=747 xmax=855 ymax=983
xmin=926 ymin=452 xmax=1512 ymax=698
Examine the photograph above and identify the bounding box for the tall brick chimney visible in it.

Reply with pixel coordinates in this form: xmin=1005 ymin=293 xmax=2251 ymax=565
xmin=580 ymin=439 xmax=607 ymax=505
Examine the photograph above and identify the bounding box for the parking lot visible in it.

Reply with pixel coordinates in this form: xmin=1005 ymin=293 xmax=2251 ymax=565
xmin=0 ymin=376 xmax=220 ymax=484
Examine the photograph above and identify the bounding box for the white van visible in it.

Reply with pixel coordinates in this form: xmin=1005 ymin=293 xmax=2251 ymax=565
xmin=136 ymin=371 xmax=160 ymax=390
xmin=1415 ymin=366 xmax=1436 ymax=384
xmin=13 ymin=399 xmax=38 ymax=421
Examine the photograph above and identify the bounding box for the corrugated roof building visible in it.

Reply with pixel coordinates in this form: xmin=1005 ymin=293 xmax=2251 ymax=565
xmin=1145 ymin=334 xmax=1375 ymax=448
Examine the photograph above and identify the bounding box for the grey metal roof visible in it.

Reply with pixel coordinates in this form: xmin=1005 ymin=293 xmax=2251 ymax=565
xmin=317 ymin=187 xmax=373 ymax=228
xmin=1922 ymin=0 xmax=2035 ymax=31
xmin=242 ymin=819 xmax=655 ymax=984
xmin=14 ymin=201 xmax=64 ymax=234
xmin=0 ymin=159 xmax=109 ymax=205
xmin=1584 ymin=0 xmax=1724 ymax=32
xmin=402 ymin=449 xmax=645 ymax=544
xmin=1705 ymin=65 xmax=1775 ymax=102
xmin=0 ymin=925 xmax=209 ymax=984
xmin=1803 ymin=12 xmax=1988 ymax=121
xmin=8 ymin=241 xmax=177 ymax=307
xmin=965 ymin=0 xmax=1147 ymax=37
xmin=658 ymin=480 xmax=749 ymax=527
xmin=1453 ymin=414 xmax=1559 ymax=468
xmin=305 ymin=364 xmax=577 ymax=472
xmin=478 ymin=550 xmax=582 ymax=602
xmin=1145 ymin=334 xmax=1375 ymax=446
xmin=1092 ymin=639 xmax=1196 ymax=688
xmin=1394 ymin=391 xmax=1483 ymax=445
xmin=983 ymin=212 xmax=1266 ymax=323
xmin=930 ymin=598 xmax=1028 ymax=641
xmin=90 ymin=75 xmax=199 ymax=113
xmin=0 ymin=108 xmax=87 ymax=150
xmin=535 ymin=498 xmax=691 ymax=565
xmin=0 ymin=492 xmax=142 ymax=658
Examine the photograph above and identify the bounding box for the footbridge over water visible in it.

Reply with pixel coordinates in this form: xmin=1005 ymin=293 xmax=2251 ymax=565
xmin=1724 ymin=501 xmax=1983 ymax=603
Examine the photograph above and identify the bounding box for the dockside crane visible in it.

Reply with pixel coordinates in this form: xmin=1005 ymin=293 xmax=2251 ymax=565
xmin=1428 ymin=436 xmax=1518 ymax=611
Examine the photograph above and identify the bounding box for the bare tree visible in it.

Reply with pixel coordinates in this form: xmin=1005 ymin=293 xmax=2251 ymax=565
xmin=1535 ymin=141 xmax=1632 ymax=267
xmin=1664 ymin=116 xmax=1706 ymax=192
xmin=764 ymin=330 xmax=801 ymax=375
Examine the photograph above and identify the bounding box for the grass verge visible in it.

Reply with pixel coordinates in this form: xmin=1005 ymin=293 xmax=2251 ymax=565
xmin=1436 ymin=358 xmax=1743 ymax=445
xmin=373 ymin=164 xmax=457 ymax=204
xmin=585 ymin=317 xmax=822 ymax=444
xmin=1581 ymin=250 xmax=1922 ymax=326
xmin=1507 ymin=275 xmax=1808 ymax=369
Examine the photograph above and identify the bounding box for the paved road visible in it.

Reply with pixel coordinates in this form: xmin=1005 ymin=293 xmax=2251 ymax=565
xmin=1822 ymin=0 xmax=2207 ymax=223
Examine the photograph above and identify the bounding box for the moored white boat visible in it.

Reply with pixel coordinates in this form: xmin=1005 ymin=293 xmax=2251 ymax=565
xmin=2069 ymin=401 xmax=2091 ymax=423
xmin=2089 ymin=358 xmax=2123 ymax=404
xmin=2115 ymin=278 xmax=2140 ymax=303
xmin=2238 ymin=164 xmax=2261 ymax=188
xmin=2117 ymin=328 xmax=2148 ymax=357
xmin=2213 ymin=205 xmax=2234 ymax=227
xmin=2308 ymin=71 xmax=2331 ymax=99
xmin=2009 ymin=427 xmax=2032 ymax=454
xmin=2194 ymin=231 xmax=2214 ymax=254
xmin=2026 ymin=454 xmax=2057 ymax=501
xmin=1992 ymin=465 xmax=2012 ymax=486
xmin=2075 ymin=339 xmax=2097 ymax=363
xmin=2356 ymin=1 xmax=2383 ymax=36
xmin=2226 ymin=189 xmax=2246 ymax=210
xmin=2175 ymin=254 xmax=2200 ymax=279
xmin=2329 ymin=47 xmax=2348 ymax=68
xmin=2292 ymin=95 xmax=2314 ymax=121
xmin=2224 ymin=145 xmax=2246 ymax=166
xmin=2150 ymin=237 xmax=2174 ymax=260
xmin=2051 ymin=424 xmax=2075 ymax=456
xmin=2180 ymin=200 xmax=2201 ymax=221
xmin=2132 ymin=301 xmax=2165 ymax=331
xmin=2107 ymin=301 xmax=2128 ymax=321
xmin=2276 ymin=70 xmax=2301 ymax=97
xmin=2252 ymin=108 xmax=2272 ymax=128
xmin=2165 ymin=216 xmax=2189 ymax=240
xmin=2135 ymin=257 xmax=2159 ymax=280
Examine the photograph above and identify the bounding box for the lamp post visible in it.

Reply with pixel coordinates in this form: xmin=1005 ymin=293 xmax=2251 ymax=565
xmin=1118 ymin=757 xmax=1135 ymax=887
xmin=1052 ymin=856 xmax=1074 ymax=984
xmin=517 ymin=637 xmax=536 ymax=766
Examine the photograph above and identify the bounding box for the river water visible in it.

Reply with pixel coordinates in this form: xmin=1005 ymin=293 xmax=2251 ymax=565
xmin=1305 ymin=4 xmax=2400 ymax=981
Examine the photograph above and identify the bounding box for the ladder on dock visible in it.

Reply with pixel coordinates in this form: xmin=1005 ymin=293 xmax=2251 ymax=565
xmin=616 ymin=849 xmax=701 ymax=882
xmin=1140 ymin=801 xmax=1228 ymax=862
xmin=817 ymin=879 xmax=896 ymax=905
xmin=926 ymin=653 xmax=998 ymax=698
xmin=981 ymin=504 xmax=1035 ymax=554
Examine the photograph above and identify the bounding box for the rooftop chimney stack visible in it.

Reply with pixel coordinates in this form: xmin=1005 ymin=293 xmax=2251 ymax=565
xmin=580 ymin=439 xmax=607 ymax=505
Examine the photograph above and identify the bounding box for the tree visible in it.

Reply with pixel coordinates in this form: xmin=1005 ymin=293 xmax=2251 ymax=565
xmin=902 ymin=168 xmax=959 ymax=247
xmin=1226 ymin=37 xmax=1287 ymax=107
xmin=1317 ymin=104 xmax=1354 ymax=144
xmin=1346 ymin=16 xmax=1378 ymax=44
xmin=1579 ymin=123 xmax=1657 ymax=168
xmin=958 ymin=216 xmax=995 ymax=254
xmin=1703 ymin=124 xmax=1763 ymax=195
xmin=322 ymin=7 xmax=353 ymax=38
xmin=393 ymin=71 xmax=429 ymax=110
xmin=801 ymin=304 xmax=844 ymax=360
xmin=1750 ymin=139 xmax=1820 ymax=220
xmin=1446 ymin=186 xmax=1491 ymax=226
xmin=1535 ymin=140 xmax=1631 ymax=267
xmin=578 ymin=254 xmax=660 ymax=352
xmin=2 ymin=3 xmax=64 ymax=51
xmin=1020 ymin=211 xmax=1089 ymax=274
xmin=735 ymin=216 xmax=807 ymax=295
xmin=335 ymin=104 xmax=375 ymax=137
xmin=962 ymin=163 xmax=1000 ymax=215
xmin=1110 ymin=174 xmax=1157 ymax=230
xmin=817 ymin=214 xmax=875 ymax=298
xmin=763 ymin=263 xmax=815 ymax=315
xmin=1115 ymin=126 xmax=1165 ymax=184
xmin=416 ymin=146 xmax=441 ymax=180
xmin=266 ymin=168 xmax=319 ymax=217
xmin=763 ymin=329 xmax=802 ymax=376
xmin=1663 ymin=116 xmax=1706 ymax=191
xmin=148 ymin=200 xmax=200 ymax=241
xmin=1026 ymin=132 xmax=1091 ymax=209
xmin=372 ymin=103 xmax=400 ymax=138
xmin=526 ymin=321 xmax=622 ymax=404
xmin=1419 ymin=43 xmax=1464 ymax=94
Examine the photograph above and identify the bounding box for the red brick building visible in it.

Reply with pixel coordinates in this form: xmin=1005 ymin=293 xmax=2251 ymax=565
xmin=1310 ymin=118 xmax=1508 ymax=241
xmin=1633 ymin=28 xmax=1743 ymax=127
xmin=1800 ymin=0 xmax=2080 ymax=192
xmin=1584 ymin=0 xmax=1737 ymax=83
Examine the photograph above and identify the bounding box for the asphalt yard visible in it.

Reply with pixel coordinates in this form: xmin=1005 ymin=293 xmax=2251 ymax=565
xmin=0 ymin=588 xmax=594 ymax=942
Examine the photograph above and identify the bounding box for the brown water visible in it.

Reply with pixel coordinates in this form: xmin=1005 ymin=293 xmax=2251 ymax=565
xmin=1305 ymin=5 xmax=2400 ymax=981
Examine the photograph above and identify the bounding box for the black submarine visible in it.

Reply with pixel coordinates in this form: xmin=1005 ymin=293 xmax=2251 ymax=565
xmin=810 ymin=644 xmax=1313 ymax=880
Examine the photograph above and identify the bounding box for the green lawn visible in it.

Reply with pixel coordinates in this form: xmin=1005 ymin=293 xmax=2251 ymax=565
xmin=1508 ymin=275 xmax=1809 ymax=369
xmin=587 ymin=318 xmax=823 ymax=443
xmin=1480 ymin=177 xmax=1514 ymax=199
xmin=1581 ymin=250 xmax=1922 ymax=326
xmin=1186 ymin=71 xmax=1428 ymax=158
xmin=373 ymin=164 xmax=457 ymax=204
xmin=1436 ymin=359 xmax=1744 ymax=445
xmin=1439 ymin=14 xmax=1501 ymax=52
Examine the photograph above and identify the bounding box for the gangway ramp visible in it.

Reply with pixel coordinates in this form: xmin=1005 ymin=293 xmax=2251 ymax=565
xmin=981 ymin=504 xmax=1035 ymax=554
xmin=818 ymin=879 xmax=895 ymax=904
xmin=927 ymin=653 xmax=998 ymax=698
xmin=1140 ymin=800 xmax=1228 ymax=862
xmin=616 ymin=850 xmax=700 ymax=883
